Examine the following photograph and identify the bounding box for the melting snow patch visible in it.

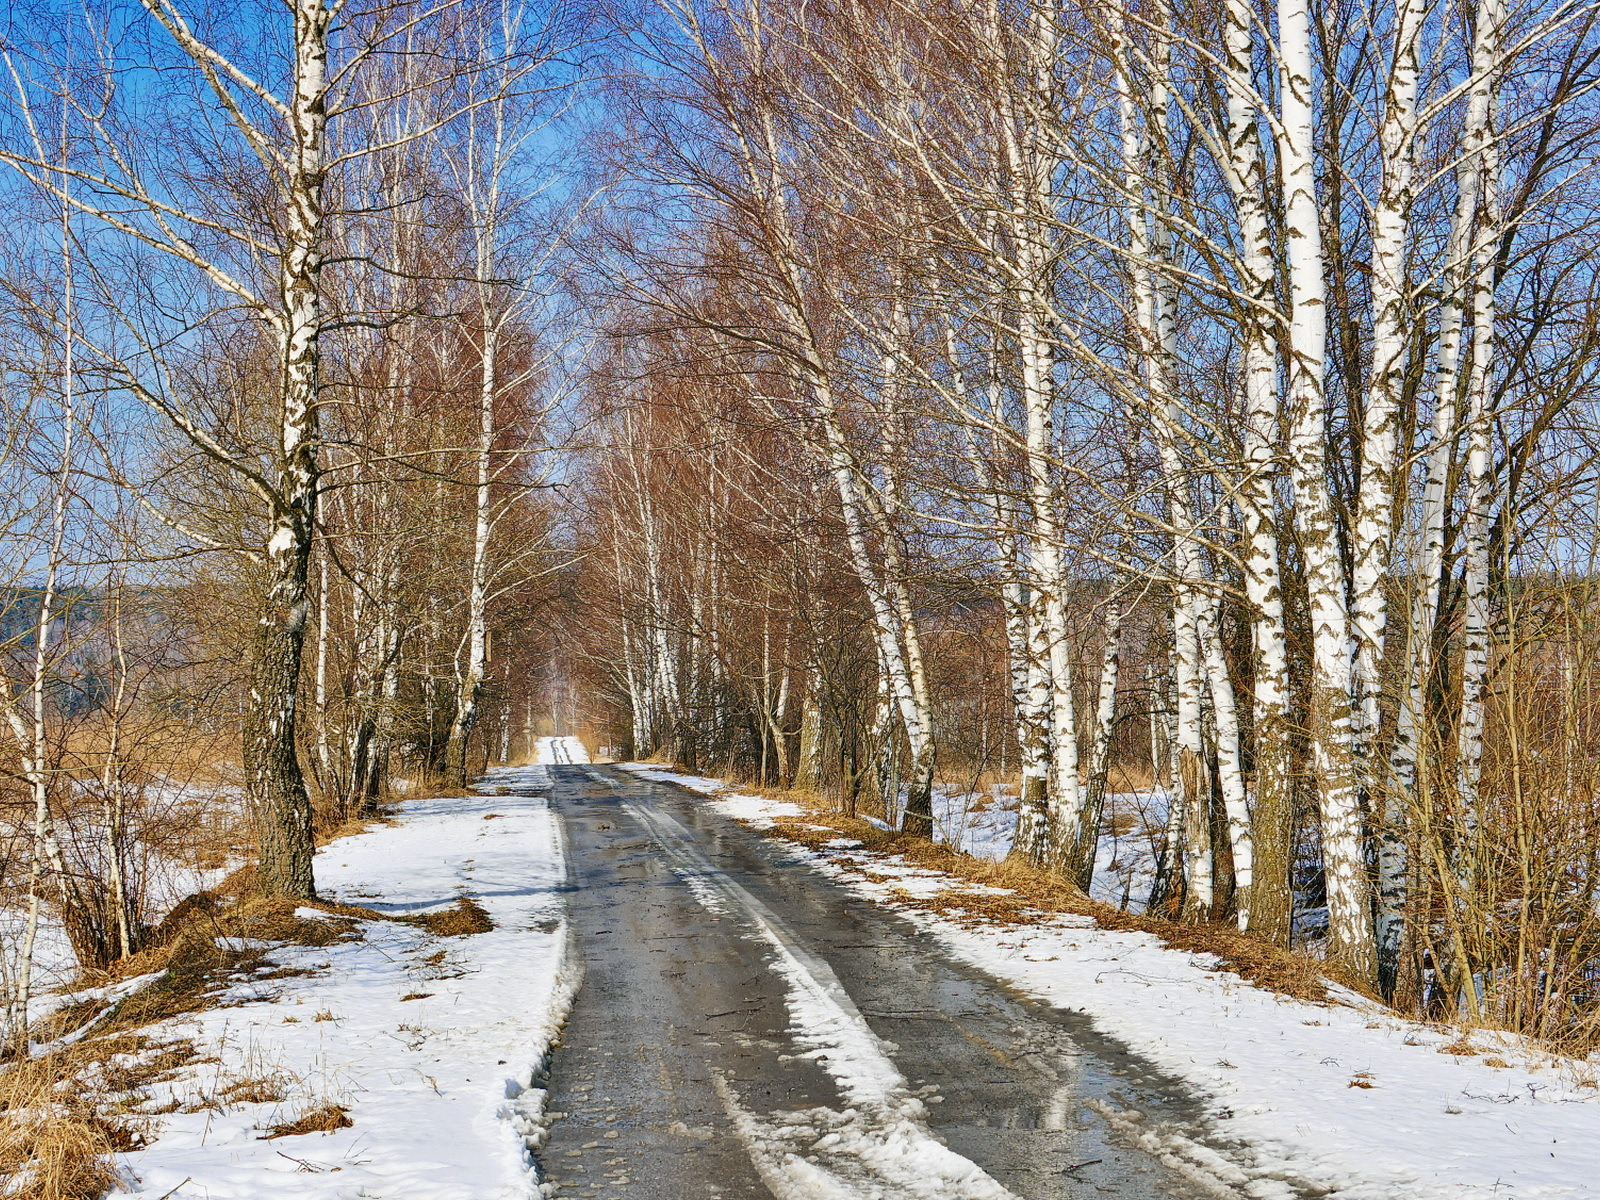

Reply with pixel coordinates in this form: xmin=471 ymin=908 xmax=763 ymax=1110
xmin=107 ymin=764 xmax=575 ymax=1200
xmin=619 ymin=764 xmax=807 ymax=829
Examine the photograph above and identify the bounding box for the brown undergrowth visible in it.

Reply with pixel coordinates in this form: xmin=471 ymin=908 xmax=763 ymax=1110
xmin=0 ymin=1046 xmax=137 ymax=1200
xmin=713 ymin=783 xmax=1363 ymax=1004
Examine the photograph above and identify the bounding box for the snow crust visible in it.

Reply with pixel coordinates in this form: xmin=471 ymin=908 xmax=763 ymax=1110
xmin=656 ymin=771 xmax=1600 ymax=1200
xmin=108 ymin=766 xmax=575 ymax=1200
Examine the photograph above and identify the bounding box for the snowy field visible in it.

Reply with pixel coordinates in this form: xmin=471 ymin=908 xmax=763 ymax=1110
xmin=107 ymin=760 xmax=575 ymax=1200
xmin=625 ymin=765 xmax=1600 ymax=1200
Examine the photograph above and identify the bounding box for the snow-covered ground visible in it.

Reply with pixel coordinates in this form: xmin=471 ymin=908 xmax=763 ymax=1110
xmin=625 ymin=765 xmax=1600 ymax=1200
xmin=107 ymin=764 xmax=574 ymax=1200
xmin=926 ymin=783 xmax=1161 ymax=910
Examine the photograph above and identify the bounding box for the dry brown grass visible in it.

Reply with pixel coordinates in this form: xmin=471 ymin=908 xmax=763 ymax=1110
xmin=260 ymin=1102 xmax=350 ymax=1140
xmin=3 ymin=876 xmax=379 ymax=1196
xmin=1106 ymin=763 xmax=1158 ymax=792
xmin=750 ymin=802 xmax=1357 ymax=1004
xmin=0 ymin=1035 xmax=179 ymax=1200
xmin=218 ymin=1076 xmax=290 ymax=1106
xmin=0 ymin=762 xmax=445 ymax=1198
xmin=5 ymin=883 xmax=493 ymax=1189
xmin=89 ymin=897 xmax=365 ymax=1042
xmin=395 ymin=896 xmax=493 ymax=938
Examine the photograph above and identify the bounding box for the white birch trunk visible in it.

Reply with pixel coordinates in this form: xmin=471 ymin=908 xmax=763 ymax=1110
xmin=1198 ymin=593 xmax=1254 ymax=927
xmin=1008 ymin=553 xmax=1053 ymax=861
xmin=314 ymin=554 xmax=330 ymax=788
xmin=858 ymin=341 xmax=937 ymax=832
xmin=1278 ymin=0 xmax=1376 ymax=981
xmin=1352 ymin=0 xmax=1425 ymax=743
xmin=445 ymin=321 xmax=497 ymax=785
xmin=1174 ymin=590 xmax=1213 ymax=917
xmin=1457 ymin=41 xmax=1504 ymax=807
xmin=1389 ymin=0 xmax=1504 ymax=990
xmin=1356 ymin=0 xmax=1424 ymax=991
xmin=1149 ymin=628 xmax=1190 ymax=913
xmin=246 ymin=0 xmax=330 ymax=899
xmin=1222 ymin=0 xmax=1294 ymax=945
xmin=8 ymin=335 xmax=75 ymax=1036
xmin=1067 ymin=602 xmax=1123 ymax=890
xmin=102 ymin=588 xmax=134 ymax=958
xmin=991 ymin=0 xmax=1080 ymax=868
xmin=1119 ymin=6 xmax=1216 ymax=913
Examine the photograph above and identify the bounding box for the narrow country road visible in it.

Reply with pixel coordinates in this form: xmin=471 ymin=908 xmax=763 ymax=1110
xmin=528 ymin=763 xmax=1249 ymax=1200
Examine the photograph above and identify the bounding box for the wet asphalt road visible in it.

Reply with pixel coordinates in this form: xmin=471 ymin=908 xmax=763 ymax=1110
xmin=528 ymin=764 xmax=1236 ymax=1200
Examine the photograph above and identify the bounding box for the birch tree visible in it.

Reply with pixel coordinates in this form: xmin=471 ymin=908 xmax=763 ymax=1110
xmin=439 ymin=1 xmax=570 ymax=787
xmin=1275 ymin=0 xmax=1377 ymax=982
xmin=0 ymin=0 xmax=345 ymax=897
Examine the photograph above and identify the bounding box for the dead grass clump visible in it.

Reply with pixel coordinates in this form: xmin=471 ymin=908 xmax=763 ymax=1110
xmin=397 ymin=896 xmax=493 ymax=937
xmin=219 ymin=1076 xmax=289 ymax=1106
xmin=764 ymin=812 xmax=1346 ymax=1003
xmin=0 ymin=1046 xmax=143 ymax=1200
xmin=260 ymin=1103 xmax=351 ymax=1140
xmin=99 ymin=895 xmax=366 ymax=1039
xmin=98 ymin=1038 xmax=203 ymax=1099
xmin=100 ymin=927 xmax=265 ymax=1035
xmin=143 ymin=889 xmax=225 ymax=952
xmin=231 ymin=898 xmax=365 ymax=948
